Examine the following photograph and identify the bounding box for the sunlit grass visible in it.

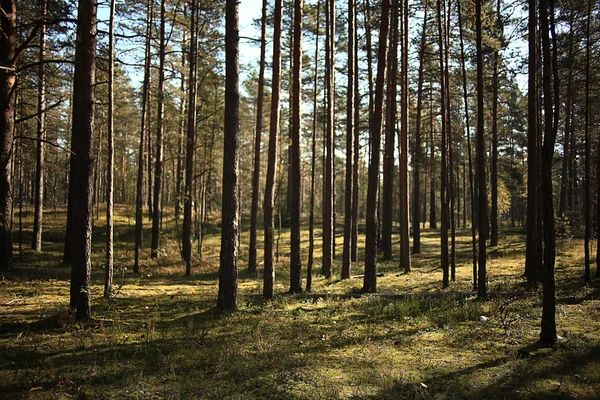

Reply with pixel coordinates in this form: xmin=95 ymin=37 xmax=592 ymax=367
xmin=1 ymin=206 xmax=599 ymax=399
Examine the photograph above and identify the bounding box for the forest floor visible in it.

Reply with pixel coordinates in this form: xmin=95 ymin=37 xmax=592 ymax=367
xmin=1 ymin=206 xmax=600 ymax=399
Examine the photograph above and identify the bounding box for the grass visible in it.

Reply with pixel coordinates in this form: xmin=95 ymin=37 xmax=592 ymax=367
xmin=1 ymin=206 xmax=600 ymax=399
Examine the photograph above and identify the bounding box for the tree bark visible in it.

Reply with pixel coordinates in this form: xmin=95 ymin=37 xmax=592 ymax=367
xmin=437 ymin=0 xmax=449 ymax=288
xmin=151 ymin=0 xmax=166 ymax=259
xmin=457 ymin=0 xmax=477 ymax=290
xmin=248 ymin=0 xmax=268 ymax=275
xmin=32 ymin=0 xmax=47 ymax=252
xmin=290 ymin=0 xmax=303 ymax=293
xmin=583 ymin=0 xmax=591 ymax=284
xmin=490 ymin=0 xmax=502 ymax=247
xmin=539 ymin=0 xmax=557 ymax=346
xmin=263 ymin=0 xmax=283 ymax=300
xmin=398 ymin=0 xmax=410 ymax=272
xmin=183 ymin=0 xmax=198 ymax=277
xmin=307 ymin=0 xmax=321 ymax=292
xmin=0 ymin=0 xmax=16 ymax=272
xmin=217 ymin=0 xmax=240 ymax=310
xmin=322 ymin=0 xmax=335 ymax=279
xmin=525 ymin=0 xmax=540 ymax=284
xmin=69 ymin=0 xmax=96 ymax=320
xmin=134 ymin=0 xmax=153 ymax=274
xmin=342 ymin=0 xmax=356 ymax=279
xmin=104 ymin=0 xmax=115 ymax=300
xmin=476 ymin=0 xmax=488 ymax=299
xmin=412 ymin=4 xmax=427 ymax=255
xmin=363 ymin=0 xmax=390 ymax=293
xmin=381 ymin=0 xmax=397 ymax=261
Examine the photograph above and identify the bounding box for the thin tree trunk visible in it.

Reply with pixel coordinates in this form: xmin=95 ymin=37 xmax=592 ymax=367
xmin=263 ymin=0 xmax=283 ymax=300
xmin=584 ymin=0 xmax=591 ymax=284
xmin=151 ymin=0 xmax=166 ymax=259
xmin=32 ymin=0 xmax=47 ymax=252
xmin=104 ymin=0 xmax=115 ymax=300
xmin=183 ymin=0 xmax=198 ymax=277
xmin=134 ymin=0 xmax=153 ymax=274
xmin=322 ymin=0 xmax=335 ymax=278
xmin=412 ymin=4 xmax=427 ymax=255
xmin=437 ymin=0 xmax=449 ymax=288
xmin=399 ymin=0 xmax=409 ymax=272
xmin=476 ymin=0 xmax=488 ymax=299
xmin=351 ymin=10 xmax=360 ymax=263
xmin=290 ymin=0 xmax=303 ymax=293
xmin=381 ymin=0 xmax=397 ymax=261
xmin=217 ymin=0 xmax=240 ymax=310
xmin=539 ymin=0 xmax=557 ymax=346
xmin=363 ymin=0 xmax=390 ymax=293
xmin=307 ymin=0 xmax=321 ymax=292
xmin=490 ymin=0 xmax=501 ymax=247
xmin=525 ymin=0 xmax=540 ymax=284
xmin=342 ymin=0 xmax=356 ymax=279
xmin=248 ymin=0 xmax=268 ymax=274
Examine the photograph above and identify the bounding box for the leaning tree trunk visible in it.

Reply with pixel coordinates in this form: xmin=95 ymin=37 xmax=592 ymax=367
xmin=0 ymin=0 xmax=16 ymax=272
xmin=69 ymin=0 xmax=97 ymax=320
xmin=217 ymin=0 xmax=240 ymax=310
xmin=363 ymin=0 xmax=390 ymax=294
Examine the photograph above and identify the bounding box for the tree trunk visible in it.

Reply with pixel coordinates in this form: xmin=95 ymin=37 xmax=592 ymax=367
xmin=381 ymin=0 xmax=397 ymax=261
xmin=290 ymin=0 xmax=303 ymax=293
xmin=584 ymin=0 xmax=591 ymax=284
xmin=351 ymin=10 xmax=360 ymax=263
xmin=342 ymin=0 xmax=356 ymax=279
xmin=398 ymin=0 xmax=409 ymax=272
xmin=363 ymin=0 xmax=390 ymax=293
xmin=32 ymin=0 xmax=47 ymax=252
xmin=490 ymin=0 xmax=502 ymax=248
xmin=134 ymin=0 xmax=153 ymax=274
xmin=457 ymin=0 xmax=477 ymax=290
xmin=307 ymin=0 xmax=321 ymax=292
xmin=322 ymin=0 xmax=335 ymax=279
xmin=104 ymin=0 xmax=115 ymax=300
xmin=0 ymin=0 xmax=15 ymax=271
xmin=248 ymin=0 xmax=268 ymax=275
xmin=437 ymin=0 xmax=449 ymax=288
xmin=412 ymin=5 xmax=427 ymax=255
xmin=525 ymin=0 xmax=540 ymax=284
xmin=217 ymin=0 xmax=240 ymax=310
xmin=151 ymin=0 xmax=166 ymax=259
xmin=183 ymin=0 xmax=198 ymax=277
xmin=476 ymin=0 xmax=488 ymax=299
xmin=539 ymin=0 xmax=557 ymax=346
xmin=69 ymin=0 xmax=97 ymax=320
xmin=263 ymin=0 xmax=282 ymax=300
